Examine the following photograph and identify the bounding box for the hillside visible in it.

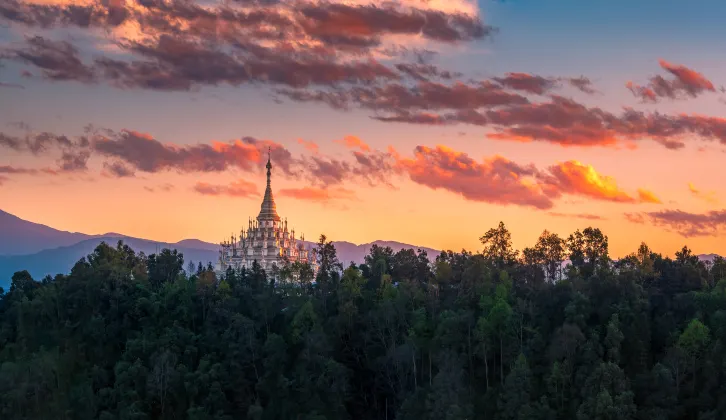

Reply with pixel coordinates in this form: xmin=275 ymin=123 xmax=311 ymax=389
xmin=0 ymin=209 xmax=95 ymax=255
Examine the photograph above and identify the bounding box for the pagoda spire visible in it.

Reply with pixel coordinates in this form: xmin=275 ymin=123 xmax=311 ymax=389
xmin=257 ymin=146 xmax=281 ymax=222
xmin=266 ymin=147 xmax=272 ymax=188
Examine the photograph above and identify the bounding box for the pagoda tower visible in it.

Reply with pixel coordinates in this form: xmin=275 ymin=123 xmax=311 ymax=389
xmin=216 ymin=149 xmax=316 ymax=277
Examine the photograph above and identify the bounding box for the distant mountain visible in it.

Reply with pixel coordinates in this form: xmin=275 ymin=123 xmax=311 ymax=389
xmin=697 ymin=254 xmax=722 ymax=264
xmin=0 ymin=209 xmax=95 ymax=255
xmin=1 ymin=208 xmax=722 ymax=291
xmin=0 ymin=210 xmax=441 ymax=290
xmin=0 ymin=236 xmax=441 ymax=290
xmin=331 ymin=240 xmax=440 ymax=266
xmin=174 ymin=239 xmax=221 ymax=252
xmin=0 ymin=236 xmax=219 ymax=290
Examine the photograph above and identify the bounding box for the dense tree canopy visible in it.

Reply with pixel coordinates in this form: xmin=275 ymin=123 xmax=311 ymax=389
xmin=1 ymin=226 xmax=726 ymax=419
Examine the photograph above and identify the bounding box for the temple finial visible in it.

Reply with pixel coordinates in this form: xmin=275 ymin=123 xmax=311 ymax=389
xmin=265 ymin=147 xmax=272 ymax=186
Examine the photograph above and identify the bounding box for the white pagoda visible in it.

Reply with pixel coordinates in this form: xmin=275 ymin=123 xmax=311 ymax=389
xmin=216 ymin=151 xmax=316 ymax=277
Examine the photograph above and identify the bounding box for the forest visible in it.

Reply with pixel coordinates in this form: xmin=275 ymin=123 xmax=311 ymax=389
xmin=1 ymin=222 xmax=726 ymax=420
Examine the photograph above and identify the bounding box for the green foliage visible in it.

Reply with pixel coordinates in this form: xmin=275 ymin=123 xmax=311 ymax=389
xmin=2 ymin=225 xmax=726 ymax=419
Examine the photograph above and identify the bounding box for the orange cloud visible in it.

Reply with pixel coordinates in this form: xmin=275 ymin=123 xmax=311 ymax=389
xmin=625 ymin=81 xmax=657 ymax=102
xmin=627 ymin=59 xmax=716 ymax=103
xmin=335 ymin=135 xmax=371 ymax=152
xmin=193 ymin=179 xmax=259 ymax=198
xmin=638 ymin=189 xmax=662 ymax=204
xmin=297 ymin=139 xmax=320 ymax=154
xmin=393 ymin=145 xmax=557 ymax=209
xmin=688 ymin=182 xmax=719 ymax=204
xmin=389 ymin=145 xmax=665 ymax=209
xmin=547 ymin=161 xmax=661 ymax=204
xmin=93 ymin=129 xmax=298 ymax=175
xmin=659 ymin=59 xmax=715 ymax=92
xmin=278 ymin=186 xmax=357 ymax=202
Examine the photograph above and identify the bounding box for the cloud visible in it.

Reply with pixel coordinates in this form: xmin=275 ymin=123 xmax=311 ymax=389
xmin=5 ymin=36 xmax=96 ymax=83
xmin=1 ymin=0 xmax=490 ymax=92
xmin=548 ymin=212 xmax=606 ymax=221
xmin=92 ymin=129 xmax=288 ymax=174
xmin=281 ymin=68 xmax=726 ymax=151
xmin=637 ymin=189 xmax=662 ymax=204
xmin=298 ymin=2 xmax=492 ymax=44
xmin=688 ymin=182 xmax=719 ymax=204
xmin=567 ymin=76 xmax=597 ymax=94
xmin=284 ymin=80 xmax=529 ymax=113
xmin=26 ymin=131 xmax=75 ymax=154
xmin=0 ymin=81 xmax=25 ymax=89
xmin=6 ymin=2 xmax=724 ymax=157
xmin=0 ymin=0 xmax=128 ymax=29
xmin=193 ymin=179 xmax=260 ymax=198
xmin=297 ymin=139 xmax=319 ymax=154
xmin=1 ymin=125 xmax=397 ymax=189
xmin=278 ymin=186 xmax=356 ymax=203
xmin=623 ymin=212 xmax=646 ymax=225
xmin=103 ymin=161 xmax=135 ymax=178
xmin=284 ymin=84 xmax=726 ymax=150
xmin=0 ymin=133 xmax=23 ymax=151
xmin=58 ymin=150 xmax=90 ymax=172
xmin=372 ymin=110 xmax=454 ymax=125
xmin=627 ymin=59 xmax=716 ymax=103
xmin=0 ymin=165 xmax=37 ymax=174
xmin=544 ymin=160 xmax=661 ymax=204
xmin=94 ymin=128 xmax=394 ymax=189
xmin=391 ymin=145 xmax=662 ymax=209
xmin=335 ymin=135 xmax=370 ymax=152
xmin=0 ymin=130 xmax=82 ymax=155
xmin=394 ymin=62 xmax=461 ymax=81
xmin=144 ymin=183 xmax=175 ymax=193
xmin=466 ymin=96 xmax=726 ymax=149
xmin=301 ymin=147 xmax=397 ymax=188
xmin=393 ymin=144 xmax=557 ymax=209
xmin=493 ymin=72 xmax=557 ymax=95
xmin=643 ymin=209 xmax=726 ymax=237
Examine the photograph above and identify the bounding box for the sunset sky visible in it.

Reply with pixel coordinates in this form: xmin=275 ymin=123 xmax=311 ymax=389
xmin=1 ymin=0 xmax=725 ymax=258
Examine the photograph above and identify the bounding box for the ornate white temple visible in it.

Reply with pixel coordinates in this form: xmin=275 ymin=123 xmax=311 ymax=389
xmin=216 ymin=151 xmax=316 ymax=277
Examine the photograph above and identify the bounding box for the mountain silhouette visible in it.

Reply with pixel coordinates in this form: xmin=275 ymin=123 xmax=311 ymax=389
xmin=0 ymin=209 xmax=95 ymax=255
xmin=0 ymin=210 xmax=440 ymax=289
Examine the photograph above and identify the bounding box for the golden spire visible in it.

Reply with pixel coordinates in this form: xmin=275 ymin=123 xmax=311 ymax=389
xmin=258 ymin=146 xmax=281 ymax=222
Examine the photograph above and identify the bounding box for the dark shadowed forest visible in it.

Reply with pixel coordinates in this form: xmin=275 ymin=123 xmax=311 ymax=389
xmin=2 ymin=222 xmax=726 ymax=420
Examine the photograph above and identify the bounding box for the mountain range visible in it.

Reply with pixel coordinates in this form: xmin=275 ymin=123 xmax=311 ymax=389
xmin=2 ymin=209 xmax=722 ymax=291
xmin=0 ymin=209 xmax=440 ymax=290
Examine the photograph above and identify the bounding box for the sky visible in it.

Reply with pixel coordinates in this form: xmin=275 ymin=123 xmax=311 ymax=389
xmin=1 ymin=0 xmax=725 ymax=258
